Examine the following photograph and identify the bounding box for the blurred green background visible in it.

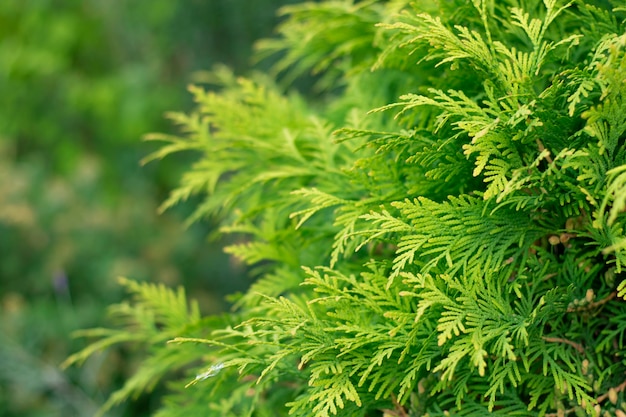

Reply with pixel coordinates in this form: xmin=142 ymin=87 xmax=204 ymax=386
xmin=0 ymin=1 xmax=298 ymax=415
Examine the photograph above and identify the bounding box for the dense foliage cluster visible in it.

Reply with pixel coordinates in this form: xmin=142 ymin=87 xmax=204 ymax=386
xmin=69 ymin=1 xmax=626 ymax=416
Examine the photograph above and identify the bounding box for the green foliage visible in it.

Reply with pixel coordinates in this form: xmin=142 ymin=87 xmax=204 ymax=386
xmin=70 ymin=1 xmax=626 ymax=416
xmin=62 ymin=278 xmax=210 ymax=417
xmin=0 ymin=1 xmax=296 ymax=416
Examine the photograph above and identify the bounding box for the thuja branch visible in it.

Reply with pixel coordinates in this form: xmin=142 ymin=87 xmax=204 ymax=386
xmin=567 ymin=291 xmax=617 ymax=313
xmin=542 ymin=337 xmax=585 ymax=354
xmin=536 ymin=139 xmax=554 ymax=164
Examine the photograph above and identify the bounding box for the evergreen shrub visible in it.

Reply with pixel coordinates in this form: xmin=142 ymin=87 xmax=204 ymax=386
xmin=67 ymin=1 xmax=626 ymax=416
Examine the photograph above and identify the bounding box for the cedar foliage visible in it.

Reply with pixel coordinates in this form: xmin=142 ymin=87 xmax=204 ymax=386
xmin=65 ymin=1 xmax=626 ymax=416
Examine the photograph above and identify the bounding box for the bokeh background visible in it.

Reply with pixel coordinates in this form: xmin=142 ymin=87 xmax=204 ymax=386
xmin=0 ymin=1 xmax=299 ymax=415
